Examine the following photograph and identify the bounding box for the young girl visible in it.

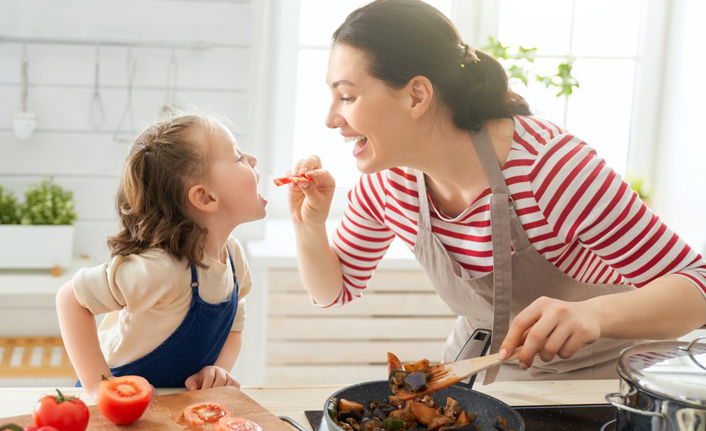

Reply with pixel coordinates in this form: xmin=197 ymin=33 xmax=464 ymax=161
xmin=56 ymin=114 xmax=267 ymax=400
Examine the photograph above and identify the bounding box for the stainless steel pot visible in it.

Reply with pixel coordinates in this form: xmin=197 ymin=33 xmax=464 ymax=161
xmin=605 ymin=337 xmax=706 ymax=431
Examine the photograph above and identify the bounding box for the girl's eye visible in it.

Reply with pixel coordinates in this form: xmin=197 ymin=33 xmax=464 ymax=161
xmin=340 ymin=97 xmax=355 ymax=104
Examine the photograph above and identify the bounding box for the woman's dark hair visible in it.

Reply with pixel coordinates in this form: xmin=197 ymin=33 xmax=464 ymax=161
xmin=332 ymin=0 xmax=531 ymax=131
xmin=108 ymin=114 xmax=217 ymax=268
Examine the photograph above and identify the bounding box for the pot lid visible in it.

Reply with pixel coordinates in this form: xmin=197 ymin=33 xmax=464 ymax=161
xmin=617 ymin=338 xmax=706 ymax=407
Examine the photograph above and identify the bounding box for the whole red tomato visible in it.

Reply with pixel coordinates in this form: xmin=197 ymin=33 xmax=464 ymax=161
xmin=97 ymin=375 xmax=152 ymax=425
xmin=33 ymin=390 xmax=89 ymax=431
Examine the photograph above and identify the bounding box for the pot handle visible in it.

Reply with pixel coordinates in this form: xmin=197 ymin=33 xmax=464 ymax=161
xmin=605 ymin=392 xmax=668 ymax=419
xmin=279 ymin=416 xmax=311 ymax=431
xmin=678 ymin=336 xmax=706 ymax=372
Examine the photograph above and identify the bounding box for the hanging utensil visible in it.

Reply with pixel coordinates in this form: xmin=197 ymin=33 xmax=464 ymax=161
xmin=13 ymin=42 xmax=37 ymax=141
xmin=160 ymin=46 xmax=179 ymax=115
xmin=113 ymin=46 xmax=138 ymax=143
xmin=88 ymin=43 xmax=106 ymax=129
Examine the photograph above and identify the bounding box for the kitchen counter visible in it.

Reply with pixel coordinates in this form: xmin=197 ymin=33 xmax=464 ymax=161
xmin=0 ymin=380 xmax=619 ymax=429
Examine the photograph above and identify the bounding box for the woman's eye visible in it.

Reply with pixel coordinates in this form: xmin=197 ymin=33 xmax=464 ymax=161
xmin=340 ymin=97 xmax=355 ymax=103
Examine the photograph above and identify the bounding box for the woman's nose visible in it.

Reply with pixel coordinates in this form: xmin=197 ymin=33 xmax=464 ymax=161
xmin=325 ymin=107 xmax=345 ymax=129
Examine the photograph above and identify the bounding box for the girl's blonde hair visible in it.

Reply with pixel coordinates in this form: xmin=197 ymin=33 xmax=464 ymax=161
xmin=108 ymin=114 xmax=217 ymax=267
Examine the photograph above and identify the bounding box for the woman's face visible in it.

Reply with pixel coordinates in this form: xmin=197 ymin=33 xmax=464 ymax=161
xmin=325 ymin=44 xmax=416 ymax=174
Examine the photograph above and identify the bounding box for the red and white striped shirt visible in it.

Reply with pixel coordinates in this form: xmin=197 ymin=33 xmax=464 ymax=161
xmin=329 ymin=116 xmax=706 ymax=307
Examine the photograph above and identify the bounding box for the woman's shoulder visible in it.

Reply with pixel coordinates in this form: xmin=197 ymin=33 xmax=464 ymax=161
xmin=511 ymin=115 xmax=572 ymax=155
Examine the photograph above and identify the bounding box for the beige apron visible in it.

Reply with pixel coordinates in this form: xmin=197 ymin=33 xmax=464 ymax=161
xmin=413 ymin=125 xmax=638 ymax=384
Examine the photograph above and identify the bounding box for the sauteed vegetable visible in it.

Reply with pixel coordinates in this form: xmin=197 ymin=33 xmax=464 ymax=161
xmin=328 ymin=395 xmax=512 ymax=431
xmin=387 ymin=353 xmax=434 ymax=399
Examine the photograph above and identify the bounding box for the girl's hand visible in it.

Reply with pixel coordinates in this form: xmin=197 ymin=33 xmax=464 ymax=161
xmin=499 ymin=296 xmax=602 ymax=369
xmin=288 ymin=155 xmax=336 ymax=226
xmin=184 ymin=366 xmax=240 ymax=391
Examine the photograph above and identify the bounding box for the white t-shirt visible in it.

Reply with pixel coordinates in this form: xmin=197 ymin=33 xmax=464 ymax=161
xmin=72 ymin=236 xmax=250 ymax=368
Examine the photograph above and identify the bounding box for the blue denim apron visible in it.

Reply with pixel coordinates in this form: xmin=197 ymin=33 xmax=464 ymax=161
xmin=78 ymin=248 xmax=239 ymax=388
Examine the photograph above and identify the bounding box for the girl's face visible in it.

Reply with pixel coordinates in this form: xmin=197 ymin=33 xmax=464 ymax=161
xmin=325 ymin=44 xmax=417 ymax=174
xmin=205 ymin=123 xmax=267 ymax=225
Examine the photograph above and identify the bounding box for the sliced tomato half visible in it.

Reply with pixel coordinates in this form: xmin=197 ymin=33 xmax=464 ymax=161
xmin=217 ymin=417 xmax=263 ymax=431
xmin=97 ymin=375 xmax=152 ymax=425
xmin=184 ymin=403 xmax=234 ymax=426
xmin=273 ymin=174 xmax=313 ymax=187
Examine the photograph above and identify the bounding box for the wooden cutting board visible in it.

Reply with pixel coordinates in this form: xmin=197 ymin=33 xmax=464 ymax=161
xmin=0 ymin=386 xmax=294 ymax=430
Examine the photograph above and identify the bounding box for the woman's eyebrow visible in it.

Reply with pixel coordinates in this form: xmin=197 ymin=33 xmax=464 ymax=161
xmin=331 ymin=79 xmax=356 ymax=88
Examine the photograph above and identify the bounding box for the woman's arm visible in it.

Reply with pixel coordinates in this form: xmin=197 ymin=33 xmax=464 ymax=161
xmin=55 ymin=280 xmax=112 ymax=401
xmin=501 ymin=275 xmax=706 ymax=367
xmin=288 ymin=156 xmax=344 ymax=305
xmin=501 ymin=133 xmax=706 ymax=367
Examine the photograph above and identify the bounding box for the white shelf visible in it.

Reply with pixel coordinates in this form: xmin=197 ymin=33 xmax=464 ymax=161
xmin=245 ymin=218 xmax=420 ymax=270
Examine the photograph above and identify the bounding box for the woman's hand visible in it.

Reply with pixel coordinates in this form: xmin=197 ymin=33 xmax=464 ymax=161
xmin=499 ymin=296 xmax=602 ymax=369
xmin=184 ymin=365 xmax=240 ymax=391
xmin=288 ymin=155 xmax=336 ymax=226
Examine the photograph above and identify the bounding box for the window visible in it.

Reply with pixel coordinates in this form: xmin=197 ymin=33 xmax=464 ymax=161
xmin=497 ymin=0 xmax=644 ymax=175
xmin=268 ymin=0 xmax=663 ymax=216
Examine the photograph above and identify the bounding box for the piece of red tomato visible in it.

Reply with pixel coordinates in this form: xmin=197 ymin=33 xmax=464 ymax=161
xmin=217 ymin=417 xmax=263 ymax=431
xmin=184 ymin=403 xmax=234 ymax=426
xmin=97 ymin=375 xmax=152 ymax=425
xmin=273 ymin=174 xmax=313 ymax=187
xmin=32 ymin=389 xmax=89 ymax=431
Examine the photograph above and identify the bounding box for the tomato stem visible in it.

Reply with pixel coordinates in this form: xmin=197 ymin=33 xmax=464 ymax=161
xmin=0 ymin=424 xmax=25 ymax=431
xmin=54 ymin=388 xmax=75 ymax=403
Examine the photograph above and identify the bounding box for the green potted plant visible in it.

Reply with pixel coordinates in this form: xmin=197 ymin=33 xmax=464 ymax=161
xmin=482 ymin=36 xmax=580 ymax=99
xmin=0 ymin=178 xmax=78 ymax=275
xmin=0 ymin=186 xmax=21 ymax=225
xmin=625 ymin=173 xmax=654 ymax=208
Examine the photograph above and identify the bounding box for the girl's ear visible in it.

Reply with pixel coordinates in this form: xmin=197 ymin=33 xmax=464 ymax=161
xmin=407 ymin=75 xmax=434 ymax=119
xmin=187 ymin=184 xmax=218 ymax=214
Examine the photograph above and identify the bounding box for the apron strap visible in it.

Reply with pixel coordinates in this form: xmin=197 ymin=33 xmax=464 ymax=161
xmin=470 ymin=125 xmax=522 ymax=384
xmin=471 ymin=126 xmax=531 ymax=251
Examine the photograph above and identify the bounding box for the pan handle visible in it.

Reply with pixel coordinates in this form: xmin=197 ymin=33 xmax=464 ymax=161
xmin=605 ymin=392 xmax=667 ymax=419
xmin=279 ymin=416 xmax=311 ymax=431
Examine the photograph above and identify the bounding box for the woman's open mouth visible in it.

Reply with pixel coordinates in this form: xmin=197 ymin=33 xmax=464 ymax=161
xmin=344 ymin=135 xmax=368 ymax=157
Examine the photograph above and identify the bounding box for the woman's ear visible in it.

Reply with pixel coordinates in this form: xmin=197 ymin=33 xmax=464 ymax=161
xmin=187 ymin=184 xmax=218 ymax=214
xmin=407 ymin=76 xmax=434 ymax=119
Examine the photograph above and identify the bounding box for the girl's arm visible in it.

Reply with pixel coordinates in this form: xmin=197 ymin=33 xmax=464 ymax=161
xmin=213 ymin=331 xmax=242 ymax=372
xmin=184 ymin=331 xmax=242 ymax=390
xmin=55 ymin=280 xmax=112 ymax=401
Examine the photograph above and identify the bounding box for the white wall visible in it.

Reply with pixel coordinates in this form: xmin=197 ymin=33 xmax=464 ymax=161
xmin=653 ymin=0 xmax=706 ymax=257
xmin=0 ymin=0 xmax=257 ymax=262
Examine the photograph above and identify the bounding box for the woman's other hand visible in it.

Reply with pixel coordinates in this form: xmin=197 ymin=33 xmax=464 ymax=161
xmin=288 ymin=155 xmax=336 ymax=226
xmin=499 ymin=296 xmax=601 ymax=369
xmin=184 ymin=365 xmax=240 ymax=391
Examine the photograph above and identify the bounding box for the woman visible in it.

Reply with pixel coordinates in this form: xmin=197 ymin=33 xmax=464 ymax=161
xmin=286 ymin=0 xmax=706 ymax=382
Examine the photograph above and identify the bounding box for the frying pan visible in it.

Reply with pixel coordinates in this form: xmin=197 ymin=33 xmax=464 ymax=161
xmin=323 ymin=380 xmax=525 ymax=431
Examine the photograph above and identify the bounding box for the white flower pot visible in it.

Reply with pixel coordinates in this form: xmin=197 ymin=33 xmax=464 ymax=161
xmin=0 ymin=225 xmax=75 ymax=269
xmin=13 ymin=111 xmax=37 ymax=140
